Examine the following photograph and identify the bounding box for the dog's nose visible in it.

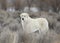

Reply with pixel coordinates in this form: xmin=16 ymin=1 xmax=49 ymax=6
xmin=22 ymin=18 xmax=24 ymax=20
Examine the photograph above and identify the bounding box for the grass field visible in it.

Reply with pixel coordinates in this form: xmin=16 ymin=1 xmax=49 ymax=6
xmin=0 ymin=10 xmax=60 ymax=43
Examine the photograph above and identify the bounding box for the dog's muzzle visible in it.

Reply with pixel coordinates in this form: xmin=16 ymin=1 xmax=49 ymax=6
xmin=22 ymin=18 xmax=24 ymax=20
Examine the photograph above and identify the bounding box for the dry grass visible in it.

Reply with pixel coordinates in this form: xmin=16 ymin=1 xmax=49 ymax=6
xmin=0 ymin=10 xmax=60 ymax=43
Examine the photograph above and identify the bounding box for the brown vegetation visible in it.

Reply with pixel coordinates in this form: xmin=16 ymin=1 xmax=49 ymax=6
xmin=0 ymin=10 xmax=60 ymax=43
xmin=0 ymin=0 xmax=60 ymax=12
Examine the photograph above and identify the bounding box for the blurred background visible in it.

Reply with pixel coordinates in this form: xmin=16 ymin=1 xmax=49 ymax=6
xmin=0 ymin=0 xmax=60 ymax=43
xmin=0 ymin=0 xmax=60 ymax=13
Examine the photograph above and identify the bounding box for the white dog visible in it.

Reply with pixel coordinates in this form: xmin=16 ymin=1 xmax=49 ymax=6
xmin=20 ymin=13 xmax=49 ymax=35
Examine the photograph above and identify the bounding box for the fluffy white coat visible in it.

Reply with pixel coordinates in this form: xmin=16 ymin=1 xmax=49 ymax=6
xmin=20 ymin=13 xmax=49 ymax=34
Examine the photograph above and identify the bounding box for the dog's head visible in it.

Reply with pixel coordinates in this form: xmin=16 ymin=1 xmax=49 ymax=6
xmin=20 ymin=13 xmax=30 ymax=22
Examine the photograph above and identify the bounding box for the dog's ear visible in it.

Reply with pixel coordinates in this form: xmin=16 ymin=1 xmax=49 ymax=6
xmin=20 ymin=13 xmax=22 ymax=18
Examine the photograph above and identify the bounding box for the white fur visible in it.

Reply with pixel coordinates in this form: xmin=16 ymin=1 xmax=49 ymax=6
xmin=20 ymin=13 xmax=49 ymax=34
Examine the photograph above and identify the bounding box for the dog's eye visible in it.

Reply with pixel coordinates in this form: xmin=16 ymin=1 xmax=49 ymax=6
xmin=24 ymin=16 xmax=26 ymax=17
